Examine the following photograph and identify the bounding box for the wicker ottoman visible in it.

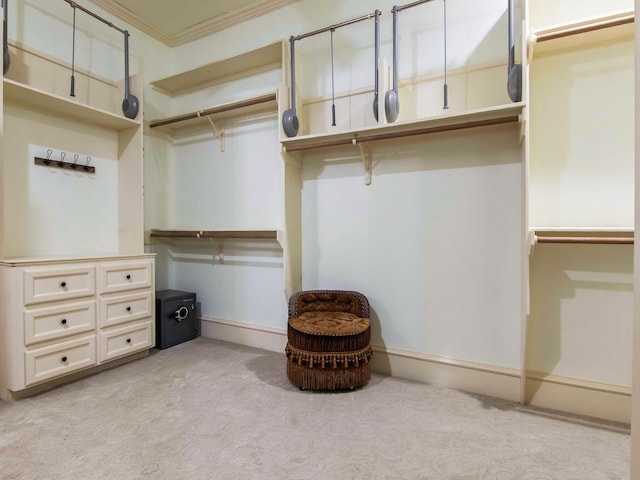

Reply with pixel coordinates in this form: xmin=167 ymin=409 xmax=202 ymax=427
xmin=285 ymin=290 xmax=373 ymax=391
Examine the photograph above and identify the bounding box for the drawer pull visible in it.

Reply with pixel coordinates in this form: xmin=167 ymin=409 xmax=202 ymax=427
xmin=61 ymin=356 xmax=68 ymax=362
xmin=126 ymin=274 xmax=131 ymax=280
xmin=60 ymin=318 xmax=68 ymax=325
xmin=60 ymin=281 xmax=67 ymax=288
xmin=126 ymin=338 xmax=132 ymax=344
xmin=126 ymin=306 xmax=132 ymax=312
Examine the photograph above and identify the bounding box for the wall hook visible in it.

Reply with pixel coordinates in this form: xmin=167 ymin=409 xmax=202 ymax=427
xmin=34 ymin=150 xmax=96 ymax=174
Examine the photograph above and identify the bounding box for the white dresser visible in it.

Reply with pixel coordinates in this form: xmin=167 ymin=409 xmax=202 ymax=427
xmin=0 ymin=254 xmax=155 ymax=400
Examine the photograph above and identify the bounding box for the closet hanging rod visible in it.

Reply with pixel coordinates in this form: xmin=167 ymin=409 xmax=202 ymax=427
xmin=535 ymin=235 xmax=634 ymax=245
xmin=149 ymin=229 xmax=278 ymax=240
xmin=284 ymin=115 xmax=519 ymax=152
xmin=535 ymin=14 xmax=634 ymax=43
xmin=63 ymin=0 xmax=125 ymax=34
xmin=149 ymin=93 xmax=277 ymax=129
xmin=293 ymin=12 xmax=377 ymax=41
xmin=397 ymin=0 xmax=437 ymax=13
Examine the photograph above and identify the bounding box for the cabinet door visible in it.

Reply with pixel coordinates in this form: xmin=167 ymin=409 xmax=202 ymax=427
xmin=99 ymin=321 xmax=153 ymax=362
xmin=99 ymin=291 xmax=153 ymax=328
xmin=24 ymin=266 xmax=95 ymax=305
xmin=25 ymin=336 xmax=96 ymax=386
xmin=98 ymin=261 xmax=153 ymax=294
xmin=24 ymin=300 xmax=96 ymax=346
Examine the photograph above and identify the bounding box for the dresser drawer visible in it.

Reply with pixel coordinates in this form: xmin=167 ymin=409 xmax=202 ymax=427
xmin=98 ymin=261 xmax=153 ymax=294
xmin=99 ymin=291 xmax=153 ymax=328
xmin=24 ymin=266 xmax=95 ymax=305
xmin=25 ymin=336 xmax=96 ymax=386
xmin=24 ymin=300 xmax=96 ymax=346
xmin=100 ymin=321 xmax=153 ymax=362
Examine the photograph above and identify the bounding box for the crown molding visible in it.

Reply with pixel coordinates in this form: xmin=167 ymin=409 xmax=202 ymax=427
xmin=88 ymin=0 xmax=299 ymax=47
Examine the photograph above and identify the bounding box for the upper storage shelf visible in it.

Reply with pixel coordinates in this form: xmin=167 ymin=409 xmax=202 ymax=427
xmin=3 ymin=78 xmax=140 ymax=131
xmin=281 ymin=103 xmax=525 ymax=153
xmin=530 ymin=10 xmax=634 ymax=57
xmin=150 ymin=41 xmax=284 ymax=97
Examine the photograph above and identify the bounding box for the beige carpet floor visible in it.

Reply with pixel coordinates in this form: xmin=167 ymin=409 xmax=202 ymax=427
xmin=0 ymin=338 xmax=630 ymax=480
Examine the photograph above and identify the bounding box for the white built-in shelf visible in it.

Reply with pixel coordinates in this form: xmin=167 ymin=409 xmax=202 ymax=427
xmin=281 ymin=103 xmax=525 ymax=153
xmin=530 ymin=10 xmax=634 ymax=58
xmin=150 ymin=41 xmax=284 ymax=97
xmin=148 ymin=92 xmax=278 ymax=132
xmin=2 ymin=78 xmax=140 ymax=131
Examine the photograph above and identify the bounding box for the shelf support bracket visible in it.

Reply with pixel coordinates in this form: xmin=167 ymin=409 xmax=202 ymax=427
xmin=208 ymin=238 xmax=225 ymax=263
xmin=204 ymin=114 xmax=226 ymax=152
xmin=354 ymin=139 xmax=372 ymax=185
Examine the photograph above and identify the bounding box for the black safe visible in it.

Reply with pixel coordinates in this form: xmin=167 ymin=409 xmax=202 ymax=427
xmin=155 ymin=289 xmax=199 ymax=349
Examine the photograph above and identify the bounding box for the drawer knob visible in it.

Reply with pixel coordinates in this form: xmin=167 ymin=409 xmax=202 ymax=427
xmin=126 ymin=338 xmax=132 ymax=344
xmin=126 ymin=306 xmax=132 ymax=312
xmin=126 ymin=274 xmax=131 ymax=280
xmin=60 ymin=318 xmax=67 ymax=325
xmin=60 ymin=281 xmax=67 ymax=288
xmin=61 ymin=356 xmax=68 ymax=362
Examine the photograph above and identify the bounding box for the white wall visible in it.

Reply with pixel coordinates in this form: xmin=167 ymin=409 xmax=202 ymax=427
xmin=301 ymin=126 xmax=523 ymax=368
xmin=528 ymin=245 xmax=633 ymax=385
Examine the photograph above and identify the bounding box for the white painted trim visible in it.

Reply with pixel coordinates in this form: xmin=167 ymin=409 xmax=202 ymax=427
xmin=200 ymin=316 xmax=287 ymax=353
xmin=371 ymin=345 xmax=522 ymax=403
xmin=526 ymin=371 xmax=631 ymax=424
xmin=200 ymin=317 xmax=630 ymax=422
xmin=199 ymin=316 xmax=521 ymax=402
xmin=87 ymin=0 xmax=300 ymax=47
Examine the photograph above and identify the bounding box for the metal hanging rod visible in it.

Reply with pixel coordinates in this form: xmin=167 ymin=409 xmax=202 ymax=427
xmin=535 ymin=14 xmax=634 ymax=43
xmin=535 ymin=235 xmax=634 ymax=245
xmin=63 ymin=0 xmax=125 ymax=34
xmin=397 ymin=0 xmax=437 ymax=13
xmin=293 ymin=11 xmax=377 ymax=41
xmin=149 ymin=93 xmax=277 ymax=129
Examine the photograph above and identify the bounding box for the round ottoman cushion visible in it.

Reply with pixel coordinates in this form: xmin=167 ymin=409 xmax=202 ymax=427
xmin=288 ymin=311 xmax=371 ymax=353
xmin=290 ymin=311 xmax=369 ymax=336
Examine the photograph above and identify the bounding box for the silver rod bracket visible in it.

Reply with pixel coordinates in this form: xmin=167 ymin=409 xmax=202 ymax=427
xmin=353 ymin=139 xmax=372 ymax=185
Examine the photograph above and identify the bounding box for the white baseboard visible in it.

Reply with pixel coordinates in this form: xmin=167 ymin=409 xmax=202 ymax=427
xmin=199 ymin=317 xmax=630 ymax=423
xmin=371 ymin=345 xmax=522 ymax=402
xmin=200 ymin=316 xmax=521 ymax=401
xmin=526 ymin=371 xmax=631 ymax=424
xmin=200 ymin=316 xmax=287 ymax=353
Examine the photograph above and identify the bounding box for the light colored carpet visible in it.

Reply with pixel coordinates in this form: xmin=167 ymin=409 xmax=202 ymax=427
xmin=0 ymin=338 xmax=630 ymax=480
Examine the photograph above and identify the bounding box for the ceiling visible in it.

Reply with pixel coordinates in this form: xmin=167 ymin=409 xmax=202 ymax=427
xmin=87 ymin=0 xmax=299 ymax=47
